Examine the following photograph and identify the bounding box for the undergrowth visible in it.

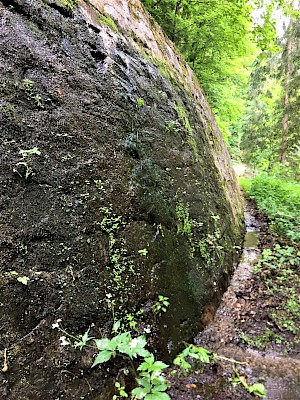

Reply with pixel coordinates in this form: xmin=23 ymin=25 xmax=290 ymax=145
xmin=239 ymin=175 xmax=300 ymax=242
xmin=256 ymin=245 xmax=300 ymax=336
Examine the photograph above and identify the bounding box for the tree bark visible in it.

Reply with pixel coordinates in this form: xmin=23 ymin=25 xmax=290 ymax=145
xmin=281 ymin=1 xmax=296 ymax=165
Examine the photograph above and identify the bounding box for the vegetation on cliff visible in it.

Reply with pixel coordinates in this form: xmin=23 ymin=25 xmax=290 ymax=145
xmin=0 ymin=0 xmax=299 ymax=399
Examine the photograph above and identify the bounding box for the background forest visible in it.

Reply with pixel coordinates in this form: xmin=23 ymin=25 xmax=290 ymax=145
xmin=142 ymin=0 xmax=300 ymax=242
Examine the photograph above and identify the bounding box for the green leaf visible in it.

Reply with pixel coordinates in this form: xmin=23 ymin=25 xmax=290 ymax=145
xmin=94 ymin=338 xmax=112 ymax=350
xmin=248 ymin=383 xmax=267 ymax=397
xmin=138 ymin=361 xmax=150 ymax=372
xmin=75 ymin=328 xmax=94 ymax=349
xmin=173 ymin=356 xmax=191 ymax=370
xmin=132 ymin=387 xmax=150 ymax=399
xmin=145 ymin=393 xmax=171 ymax=400
xmin=112 ymin=320 xmax=121 ymax=332
xmin=17 ymin=276 xmax=29 ymax=285
xmin=194 ymin=347 xmax=211 ymax=363
xmin=144 ymin=355 xmax=155 ymax=365
xmin=136 ymin=376 xmax=151 ymax=388
xmin=129 ymin=336 xmax=151 ymax=358
xmin=113 ymin=332 xmax=131 ymax=346
xmin=153 ymin=361 xmax=168 ymax=369
xmin=182 ymin=347 xmax=191 ymax=357
xmin=118 ymin=344 xmax=133 ymax=356
xmin=151 ymin=375 xmax=167 ymax=386
xmin=92 ymin=350 xmax=112 ymax=367
xmin=151 ymin=384 xmax=169 ymax=392
xmin=81 ymin=329 xmax=93 ymax=343
xmin=136 ymin=348 xmax=152 ymax=358
xmin=131 ymin=335 xmax=147 ymax=349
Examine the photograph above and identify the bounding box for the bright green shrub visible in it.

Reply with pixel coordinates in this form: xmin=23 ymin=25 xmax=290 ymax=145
xmin=239 ymin=175 xmax=300 ymax=242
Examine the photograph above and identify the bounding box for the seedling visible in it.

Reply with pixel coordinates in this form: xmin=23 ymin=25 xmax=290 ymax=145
xmin=137 ymin=97 xmax=145 ymax=108
xmin=17 ymin=276 xmax=30 ymax=285
xmin=232 ymin=366 xmax=267 ymax=398
xmin=152 ymin=295 xmax=170 ymax=317
xmin=138 ymin=248 xmax=148 ymax=256
xmin=13 ymin=147 xmax=41 ymax=179
xmin=113 ymin=381 xmax=128 ymax=399
xmin=173 ymin=344 xmax=211 ymax=372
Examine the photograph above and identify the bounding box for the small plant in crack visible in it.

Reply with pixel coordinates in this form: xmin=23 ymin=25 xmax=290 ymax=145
xmin=173 ymin=344 xmax=211 ymax=373
xmin=21 ymin=79 xmax=43 ymax=108
xmin=231 ymin=366 xmax=267 ymax=398
xmin=152 ymin=295 xmax=170 ymax=318
xmin=13 ymin=147 xmax=41 ymax=179
xmin=136 ymin=97 xmax=145 ymax=108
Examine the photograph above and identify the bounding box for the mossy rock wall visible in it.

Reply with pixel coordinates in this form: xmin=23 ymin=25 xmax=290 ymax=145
xmin=0 ymin=0 xmax=244 ymax=398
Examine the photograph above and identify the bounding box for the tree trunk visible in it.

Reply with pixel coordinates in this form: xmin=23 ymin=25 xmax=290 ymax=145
xmin=281 ymin=1 xmax=296 ymax=165
xmin=171 ymin=0 xmax=181 ymax=42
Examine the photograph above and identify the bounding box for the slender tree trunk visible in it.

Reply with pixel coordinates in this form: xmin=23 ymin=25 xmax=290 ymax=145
xmin=281 ymin=1 xmax=296 ymax=165
xmin=281 ymin=39 xmax=292 ymax=165
xmin=171 ymin=0 xmax=181 ymax=42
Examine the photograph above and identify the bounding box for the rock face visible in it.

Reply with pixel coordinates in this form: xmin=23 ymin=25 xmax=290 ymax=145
xmin=0 ymin=0 xmax=244 ymax=398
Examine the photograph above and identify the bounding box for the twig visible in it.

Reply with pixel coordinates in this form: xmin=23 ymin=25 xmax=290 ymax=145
xmin=213 ymin=354 xmax=247 ymax=365
xmin=2 ymin=348 xmax=8 ymax=372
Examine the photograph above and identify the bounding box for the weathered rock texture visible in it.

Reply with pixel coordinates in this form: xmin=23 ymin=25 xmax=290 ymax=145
xmin=0 ymin=0 xmax=244 ymax=398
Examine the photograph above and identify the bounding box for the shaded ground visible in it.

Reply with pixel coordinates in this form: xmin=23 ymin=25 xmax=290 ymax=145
xmin=167 ymin=201 xmax=300 ymax=399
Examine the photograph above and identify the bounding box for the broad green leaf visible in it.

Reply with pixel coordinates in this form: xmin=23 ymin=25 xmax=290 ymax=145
xmin=145 ymin=393 xmax=171 ymax=400
xmin=153 ymin=361 xmax=168 ymax=369
xmin=195 ymin=347 xmax=211 ymax=363
xmin=118 ymin=344 xmax=132 ymax=356
xmin=136 ymin=376 xmax=151 ymax=388
xmin=131 ymin=387 xmax=150 ymax=399
xmin=248 ymin=383 xmax=267 ymax=398
xmin=94 ymin=338 xmax=112 ymax=350
xmin=137 ymin=361 xmax=150 ymax=371
xmin=151 ymin=375 xmax=168 ymax=386
xmin=113 ymin=332 xmax=131 ymax=346
xmin=136 ymin=348 xmax=151 ymax=358
xmin=144 ymin=355 xmax=155 ymax=365
xmin=182 ymin=347 xmax=191 ymax=356
xmin=130 ymin=336 xmax=147 ymax=349
xmin=92 ymin=350 xmax=112 ymax=367
xmin=17 ymin=276 xmax=29 ymax=285
xmin=151 ymin=384 xmax=169 ymax=392
xmin=151 ymin=376 xmax=167 ymax=386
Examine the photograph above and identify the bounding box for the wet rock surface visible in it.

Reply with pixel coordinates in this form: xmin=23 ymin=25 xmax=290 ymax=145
xmin=0 ymin=0 xmax=244 ymax=398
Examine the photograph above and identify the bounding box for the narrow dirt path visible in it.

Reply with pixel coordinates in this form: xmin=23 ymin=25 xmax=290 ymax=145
xmin=167 ymin=202 xmax=300 ymax=399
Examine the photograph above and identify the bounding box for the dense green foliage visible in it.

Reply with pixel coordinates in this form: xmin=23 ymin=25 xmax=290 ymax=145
xmin=241 ymin=10 xmax=300 ymax=176
xmin=141 ymin=0 xmax=256 ymax=142
xmin=240 ymin=175 xmax=300 ymax=241
xmin=240 ymin=53 xmax=283 ymax=167
xmin=141 ymin=1 xmax=299 ymax=174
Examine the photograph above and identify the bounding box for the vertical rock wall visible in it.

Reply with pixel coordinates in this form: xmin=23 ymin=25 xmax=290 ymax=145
xmin=0 ymin=0 xmax=244 ymax=398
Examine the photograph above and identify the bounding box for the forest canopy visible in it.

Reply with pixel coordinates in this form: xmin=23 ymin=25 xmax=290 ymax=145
xmin=141 ymin=0 xmax=300 ymax=179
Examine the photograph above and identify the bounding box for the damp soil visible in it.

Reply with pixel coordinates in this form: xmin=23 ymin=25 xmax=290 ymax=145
xmin=166 ymin=200 xmax=300 ymax=399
